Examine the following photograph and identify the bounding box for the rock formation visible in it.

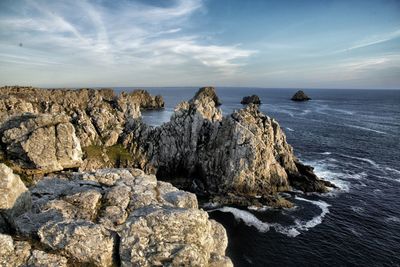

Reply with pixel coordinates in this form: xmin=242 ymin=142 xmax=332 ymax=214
xmin=291 ymin=90 xmax=311 ymax=101
xmin=241 ymin=94 xmax=261 ymax=105
xmin=122 ymin=87 xmax=335 ymax=207
xmin=0 ymin=114 xmax=82 ymax=176
xmin=0 ymin=86 xmax=164 ymax=178
xmin=0 ymin=164 xmax=31 ymax=228
xmin=0 ymin=167 xmax=232 ymax=266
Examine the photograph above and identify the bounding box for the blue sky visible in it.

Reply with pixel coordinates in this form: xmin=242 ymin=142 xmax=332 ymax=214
xmin=0 ymin=0 xmax=399 ymax=88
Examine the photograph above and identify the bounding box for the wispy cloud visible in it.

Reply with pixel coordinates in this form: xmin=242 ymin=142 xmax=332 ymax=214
xmin=0 ymin=0 xmax=255 ymax=73
xmin=336 ymin=29 xmax=400 ymax=53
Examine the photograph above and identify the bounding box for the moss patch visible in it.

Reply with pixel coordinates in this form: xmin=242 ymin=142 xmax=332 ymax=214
xmin=83 ymin=144 xmax=133 ymax=167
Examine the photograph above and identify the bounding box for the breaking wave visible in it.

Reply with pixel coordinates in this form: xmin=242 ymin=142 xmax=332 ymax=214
xmin=209 ymin=197 xmax=330 ymax=238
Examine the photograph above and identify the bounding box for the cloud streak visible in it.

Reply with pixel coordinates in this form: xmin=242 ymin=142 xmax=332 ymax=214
xmin=0 ymin=0 xmax=255 ymax=74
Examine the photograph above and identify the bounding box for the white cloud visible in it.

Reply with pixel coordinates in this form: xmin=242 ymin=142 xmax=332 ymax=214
xmin=0 ymin=0 xmax=255 ymax=77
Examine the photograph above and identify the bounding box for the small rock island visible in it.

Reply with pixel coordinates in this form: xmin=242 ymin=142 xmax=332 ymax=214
xmin=241 ymin=95 xmax=261 ymax=105
xmin=291 ymin=90 xmax=311 ymax=101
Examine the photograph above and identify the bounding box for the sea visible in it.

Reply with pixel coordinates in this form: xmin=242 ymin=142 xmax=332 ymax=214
xmin=115 ymin=87 xmax=400 ymax=266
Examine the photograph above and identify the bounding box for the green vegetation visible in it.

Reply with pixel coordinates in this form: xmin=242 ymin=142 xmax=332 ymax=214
xmin=83 ymin=144 xmax=133 ymax=165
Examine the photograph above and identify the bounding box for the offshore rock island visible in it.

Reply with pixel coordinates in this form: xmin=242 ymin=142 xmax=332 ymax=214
xmin=0 ymin=86 xmax=334 ymax=266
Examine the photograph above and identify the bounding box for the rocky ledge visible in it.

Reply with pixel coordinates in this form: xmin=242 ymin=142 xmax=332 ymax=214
xmin=291 ymin=90 xmax=311 ymax=101
xmin=0 ymin=164 xmax=232 ymax=266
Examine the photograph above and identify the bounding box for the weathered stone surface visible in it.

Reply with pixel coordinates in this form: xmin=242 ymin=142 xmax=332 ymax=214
xmin=0 ymin=164 xmax=31 ymax=226
xmin=0 ymin=233 xmax=31 ymax=267
xmin=11 ymin=168 xmax=231 ymax=266
xmin=119 ymin=206 xmax=231 ymax=267
xmin=122 ymin=87 xmax=333 ymax=207
xmin=291 ymin=90 xmax=311 ymax=101
xmin=191 ymin=86 xmax=222 ymax=106
xmin=26 ymin=250 xmax=68 ymax=267
xmin=39 ymin=220 xmax=114 ymax=266
xmin=122 ymin=89 xmax=164 ymax=110
xmin=0 ymin=114 xmax=82 ymax=174
xmin=241 ymin=94 xmax=261 ymax=105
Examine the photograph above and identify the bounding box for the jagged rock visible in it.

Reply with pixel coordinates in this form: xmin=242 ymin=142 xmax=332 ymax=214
xmin=26 ymin=250 xmax=68 ymax=267
xmin=0 ymin=164 xmax=31 ymax=227
xmin=119 ymin=206 xmax=232 ymax=267
xmin=0 ymin=114 xmax=82 ymax=175
xmin=122 ymin=87 xmax=333 ymax=206
xmin=241 ymin=94 xmax=261 ymax=105
xmin=12 ymin=168 xmax=231 ymax=266
xmin=38 ymin=220 xmax=114 ymax=266
xmin=0 ymin=86 xmax=161 ymax=154
xmin=191 ymin=86 xmax=221 ymax=106
xmin=0 ymin=233 xmax=31 ymax=267
xmin=291 ymin=90 xmax=311 ymax=101
xmin=123 ymin=90 xmax=164 ymax=109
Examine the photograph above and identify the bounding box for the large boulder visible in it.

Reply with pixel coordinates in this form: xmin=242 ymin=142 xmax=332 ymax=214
xmin=120 ymin=207 xmax=232 ymax=267
xmin=12 ymin=168 xmax=231 ymax=266
xmin=0 ymin=114 xmax=83 ymax=175
xmin=291 ymin=90 xmax=311 ymax=101
xmin=0 ymin=164 xmax=31 ymax=227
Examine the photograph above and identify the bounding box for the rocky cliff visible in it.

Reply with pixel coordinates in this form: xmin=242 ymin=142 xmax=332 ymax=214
xmin=0 ymin=86 xmax=164 ymax=177
xmin=122 ymin=87 xmax=335 ymax=207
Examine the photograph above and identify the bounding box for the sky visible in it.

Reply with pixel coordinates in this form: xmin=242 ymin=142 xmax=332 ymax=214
xmin=0 ymin=0 xmax=399 ymax=89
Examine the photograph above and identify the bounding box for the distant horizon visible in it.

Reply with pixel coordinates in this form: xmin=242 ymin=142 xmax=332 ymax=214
xmin=1 ymin=0 xmax=400 ymax=89
xmin=2 ymin=84 xmax=399 ymax=90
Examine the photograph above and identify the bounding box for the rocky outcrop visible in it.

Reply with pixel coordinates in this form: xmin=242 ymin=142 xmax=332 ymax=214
xmin=192 ymin=86 xmax=222 ymax=106
xmin=122 ymin=89 xmax=164 ymax=109
xmin=123 ymin=87 xmax=334 ymax=207
xmin=5 ymin=168 xmax=231 ymax=266
xmin=241 ymin=94 xmax=261 ymax=105
xmin=291 ymin=90 xmax=311 ymax=101
xmin=0 ymin=164 xmax=31 ymax=228
xmin=0 ymin=114 xmax=82 ymax=175
xmin=0 ymin=86 xmax=164 ymax=177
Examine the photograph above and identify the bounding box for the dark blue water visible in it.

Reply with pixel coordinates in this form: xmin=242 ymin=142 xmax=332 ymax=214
xmin=116 ymin=87 xmax=400 ymax=266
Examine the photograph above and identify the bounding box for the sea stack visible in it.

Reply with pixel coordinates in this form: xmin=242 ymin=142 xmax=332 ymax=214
xmin=241 ymin=95 xmax=261 ymax=105
xmin=291 ymin=90 xmax=311 ymax=101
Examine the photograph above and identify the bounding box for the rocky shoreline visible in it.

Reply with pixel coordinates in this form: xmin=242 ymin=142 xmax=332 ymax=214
xmin=0 ymin=85 xmax=334 ymax=266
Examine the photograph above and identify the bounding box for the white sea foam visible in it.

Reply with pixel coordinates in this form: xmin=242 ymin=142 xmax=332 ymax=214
xmin=350 ymin=206 xmax=365 ymax=214
xmin=338 ymin=154 xmax=381 ymax=170
xmin=343 ymin=124 xmax=387 ymax=135
xmin=214 ymin=207 xmax=271 ymax=232
xmin=294 ymin=197 xmax=330 ymax=230
xmin=304 ymin=160 xmax=351 ymax=192
xmin=320 ymin=152 xmax=332 ymax=155
xmin=385 ymin=167 xmax=400 ymax=175
xmin=286 ymin=127 xmax=295 ymax=132
xmin=210 ymin=197 xmax=330 ymax=238
xmin=384 ymin=216 xmax=400 ymax=223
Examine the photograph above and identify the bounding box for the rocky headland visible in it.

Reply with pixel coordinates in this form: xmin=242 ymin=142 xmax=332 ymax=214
xmin=0 ymin=85 xmax=334 ymax=266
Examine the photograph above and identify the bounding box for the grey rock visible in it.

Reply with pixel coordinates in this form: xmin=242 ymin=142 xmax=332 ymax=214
xmin=26 ymin=250 xmax=68 ymax=267
xmin=0 ymin=233 xmax=31 ymax=267
xmin=291 ymin=90 xmax=311 ymax=101
xmin=241 ymin=94 xmax=261 ymax=105
xmin=0 ymin=164 xmax=31 ymax=227
xmin=0 ymin=114 xmax=82 ymax=175
xmin=38 ymin=220 xmax=114 ymax=267
xmin=119 ymin=206 xmax=231 ymax=267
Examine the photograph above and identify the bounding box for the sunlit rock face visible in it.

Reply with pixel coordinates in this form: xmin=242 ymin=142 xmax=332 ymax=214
xmin=122 ymin=87 xmax=334 ymax=207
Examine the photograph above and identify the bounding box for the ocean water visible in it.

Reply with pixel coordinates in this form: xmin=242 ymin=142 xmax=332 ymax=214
xmin=116 ymin=87 xmax=400 ymax=266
